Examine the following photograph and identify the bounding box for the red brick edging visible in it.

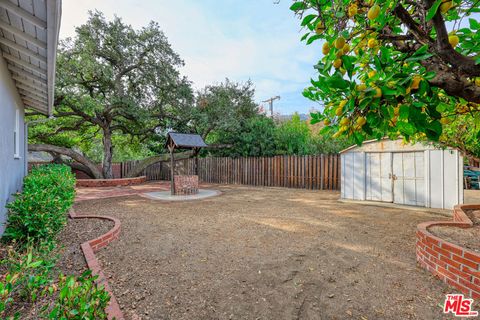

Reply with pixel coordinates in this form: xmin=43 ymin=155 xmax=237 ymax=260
xmin=76 ymin=176 xmax=147 ymax=188
xmin=416 ymin=204 xmax=480 ymax=299
xmin=69 ymin=208 xmax=124 ymax=320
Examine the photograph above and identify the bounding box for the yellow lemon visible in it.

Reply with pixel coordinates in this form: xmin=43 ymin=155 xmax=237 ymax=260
xmin=374 ymin=87 xmax=382 ymax=98
xmin=348 ymin=4 xmax=358 ymax=17
xmin=315 ymin=21 xmax=326 ymax=35
xmin=340 ymin=118 xmax=350 ymax=126
xmin=368 ymin=5 xmax=380 ymax=20
xmin=335 ymin=107 xmax=343 ymax=116
xmin=448 ymin=34 xmax=459 ymax=47
xmin=333 ymin=58 xmax=343 ymax=69
xmin=336 ymin=49 xmax=344 ymax=58
xmin=356 ymin=116 xmax=367 ymax=127
xmin=322 ymin=42 xmax=330 ymax=55
xmin=323 ymin=119 xmax=331 ymax=126
xmin=356 ymin=84 xmax=367 ymax=91
xmin=339 ymin=100 xmax=348 ymax=109
xmin=368 ymin=70 xmax=377 ymax=78
xmin=335 ymin=37 xmax=346 ymax=49
xmin=343 ymin=43 xmax=351 ymax=53
xmin=367 ymin=38 xmax=377 ymax=48
xmin=440 ymin=0 xmax=453 ymax=14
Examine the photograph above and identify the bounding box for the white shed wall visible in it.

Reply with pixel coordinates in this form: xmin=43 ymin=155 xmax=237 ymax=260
xmin=426 ymin=149 xmax=463 ymax=209
xmin=341 ymin=140 xmax=463 ymax=210
xmin=341 ymin=152 xmax=365 ymax=200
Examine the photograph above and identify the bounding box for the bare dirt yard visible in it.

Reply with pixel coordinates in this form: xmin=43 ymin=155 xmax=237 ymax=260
xmin=74 ymin=185 xmax=469 ymax=320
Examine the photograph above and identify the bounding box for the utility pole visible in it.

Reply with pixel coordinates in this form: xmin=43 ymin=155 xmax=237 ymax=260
xmin=262 ymin=96 xmax=280 ymax=118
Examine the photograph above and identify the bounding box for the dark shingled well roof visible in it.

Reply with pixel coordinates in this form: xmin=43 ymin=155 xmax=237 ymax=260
xmin=166 ymin=132 xmax=208 ymax=149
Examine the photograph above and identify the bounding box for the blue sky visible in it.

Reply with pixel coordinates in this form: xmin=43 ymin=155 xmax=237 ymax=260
xmin=60 ymin=0 xmax=323 ymax=115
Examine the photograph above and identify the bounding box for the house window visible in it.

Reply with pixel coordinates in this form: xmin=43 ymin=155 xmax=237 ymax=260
xmin=14 ymin=108 xmax=20 ymax=158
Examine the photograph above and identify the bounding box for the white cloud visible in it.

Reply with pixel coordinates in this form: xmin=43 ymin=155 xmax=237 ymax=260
xmin=60 ymin=0 xmax=320 ymax=114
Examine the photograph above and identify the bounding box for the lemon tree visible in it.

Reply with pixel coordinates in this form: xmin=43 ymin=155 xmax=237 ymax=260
xmin=290 ymin=0 xmax=480 ymax=144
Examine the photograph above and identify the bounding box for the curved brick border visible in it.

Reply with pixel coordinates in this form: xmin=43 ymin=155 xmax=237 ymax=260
xmin=416 ymin=204 xmax=480 ymax=299
xmin=69 ymin=208 xmax=125 ymax=320
xmin=76 ymin=176 xmax=146 ymax=188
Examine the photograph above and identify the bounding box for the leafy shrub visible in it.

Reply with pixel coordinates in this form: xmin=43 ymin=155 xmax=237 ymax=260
xmin=0 ymin=273 xmax=17 ymax=316
xmin=2 ymin=242 xmax=57 ymax=301
xmin=44 ymin=271 xmax=110 ymax=320
xmin=0 ymin=242 xmax=57 ymax=318
xmin=3 ymin=164 xmax=76 ymax=244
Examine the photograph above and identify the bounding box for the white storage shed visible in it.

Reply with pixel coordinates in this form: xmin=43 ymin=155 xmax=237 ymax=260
xmin=340 ymin=139 xmax=463 ymax=209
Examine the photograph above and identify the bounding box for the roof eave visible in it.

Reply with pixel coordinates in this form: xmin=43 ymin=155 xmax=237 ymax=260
xmin=46 ymin=0 xmax=62 ymax=116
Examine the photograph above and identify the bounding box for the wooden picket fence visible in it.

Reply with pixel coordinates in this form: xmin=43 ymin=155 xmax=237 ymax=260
xmin=121 ymin=154 xmax=340 ymax=190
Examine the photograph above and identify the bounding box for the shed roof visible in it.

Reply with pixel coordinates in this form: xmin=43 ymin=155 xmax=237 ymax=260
xmin=166 ymin=132 xmax=207 ymax=149
xmin=0 ymin=0 xmax=62 ymax=115
xmin=339 ymin=138 xmax=449 ymax=154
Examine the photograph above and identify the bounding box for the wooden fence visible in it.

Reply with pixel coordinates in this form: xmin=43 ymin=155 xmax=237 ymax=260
xmin=121 ymin=155 xmax=340 ymax=190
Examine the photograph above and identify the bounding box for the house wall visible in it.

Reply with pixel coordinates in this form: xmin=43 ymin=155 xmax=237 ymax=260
xmin=0 ymin=55 xmax=26 ymax=235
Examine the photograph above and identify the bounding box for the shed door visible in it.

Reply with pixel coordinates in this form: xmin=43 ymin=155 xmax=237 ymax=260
xmin=365 ymin=152 xmax=392 ymax=202
xmin=392 ymin=152 xmax=425 ymax=206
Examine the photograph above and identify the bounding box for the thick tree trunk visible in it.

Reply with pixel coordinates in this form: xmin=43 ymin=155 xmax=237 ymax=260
xmin=102 ymin=127 xmax=114 ymax=179
xmin=28 ymin=144 xmax=104 ymax=179
xmin=51 ymin=153 xmax=95 ymax=178
xmin=125 ymin=151 xmax=193 ymax=178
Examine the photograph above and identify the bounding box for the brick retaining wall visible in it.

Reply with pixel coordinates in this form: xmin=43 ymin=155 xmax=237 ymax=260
xmin=69 ymin=208 xmax=124 ymax=320
xmin=416 ymin=204 xmax=480 ymax=299
xmin=76 ymin=176 xmax=146 ymax=188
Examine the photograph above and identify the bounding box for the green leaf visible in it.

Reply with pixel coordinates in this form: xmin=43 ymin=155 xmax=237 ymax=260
xmin=470 ymin=18 xmax=480 ymax=30
xmin=306 ymin=34 xmax=322 ymax=45
xmin=426 ymin=121 xmax=442 ymax=140
xmin=301 ymin=14 xmax=317 ymax=27
xmin=424 ymin=71 xmax=436 ymax=80
xmin=405 ymin=52 xmax=433 ymax=62
xmin=397 ymin=122 xmax=416 ymax=136
xmin=327 ymin=74 xmax=349 ymax=89
xmin=290 ymin=2 xmax=307 ymax=12
xmin=426 ymin=0 xmax=442 ymax=21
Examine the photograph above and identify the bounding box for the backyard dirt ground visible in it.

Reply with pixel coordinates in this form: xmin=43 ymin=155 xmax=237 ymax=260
xmin=74 ymin=185 xmax=476 ymax=320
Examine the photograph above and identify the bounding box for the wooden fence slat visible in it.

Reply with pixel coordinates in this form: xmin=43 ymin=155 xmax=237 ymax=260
xmin=116 ymin=154 xmax=341 ymax=190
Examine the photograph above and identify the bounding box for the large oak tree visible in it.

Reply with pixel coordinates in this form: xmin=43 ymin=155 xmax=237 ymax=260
xmin=29 ymin=11 xmax=193 ymax=178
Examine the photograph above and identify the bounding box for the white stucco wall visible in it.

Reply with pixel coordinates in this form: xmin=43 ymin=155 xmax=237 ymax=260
xmin=0 ymin=55 xmax=26 ymax=235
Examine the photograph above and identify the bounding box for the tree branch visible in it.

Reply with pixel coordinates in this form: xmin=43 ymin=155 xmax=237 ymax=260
xmin=28 ymin=144 xmax=104 ymax=179
xmin=125 ymin=151 xmax=193 ymax=178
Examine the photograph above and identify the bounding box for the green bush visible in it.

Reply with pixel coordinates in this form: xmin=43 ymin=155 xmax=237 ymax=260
xmin=44 ymin=271 xmax=110 ymax=320
xmin=3 ymin=164 xmax=76 ymax=245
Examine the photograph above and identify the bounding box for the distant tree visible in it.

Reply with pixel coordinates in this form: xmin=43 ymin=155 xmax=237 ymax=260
xmin=190 ymin=79 xmax=260 ymax=140
xmin=439 ymin=113 xmax=480 ymax=164
xmin=207 ymin=115 xmax=277 ymax=157
xmin=275 ymin=113 xmax=314 ymax=155
xmin=28 ymin=11 xmax=193 ymax=178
